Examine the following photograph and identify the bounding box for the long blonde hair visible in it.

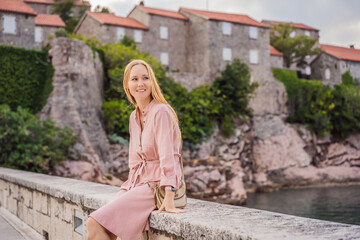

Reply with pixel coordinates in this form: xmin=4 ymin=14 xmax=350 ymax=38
xmin=123 ymin=59 xmax=183 ymax=152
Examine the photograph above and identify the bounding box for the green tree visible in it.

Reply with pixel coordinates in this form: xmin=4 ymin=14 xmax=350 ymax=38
xmin=94 ymin=5 xmax=110 ymax=13
xmin=342 ymin=71 xmax=357 ymax=86
xmin=52 ymin=0 xmax=87 ymax=33
xmin=270 ymin=23 xmax=320 ymax=68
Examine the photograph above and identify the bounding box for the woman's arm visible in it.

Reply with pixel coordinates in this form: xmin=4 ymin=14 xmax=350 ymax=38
xmin=154 ymin=109 xmax=186 ymax=214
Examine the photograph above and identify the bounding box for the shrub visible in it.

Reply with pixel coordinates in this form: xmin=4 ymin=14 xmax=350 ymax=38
xmin=212 ymin=59 xmax=258 ymax=136
xmin=55 ymin=28 xmax=69 ymax=38
xmin=0 ymin=45 xmax=54 ymax=114
xmin=342 ymin=71 xmax=356 ymax=86
xmin=273 ymin=68 xmax=360 ymax=138
xmin=0 ymin=104 xmax=77 ymax=173
xmin=331 ymin=84 xmax=360 ymax=138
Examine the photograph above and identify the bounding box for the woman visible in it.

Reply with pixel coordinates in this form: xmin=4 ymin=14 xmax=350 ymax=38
xmin=86 ymin=59 xmax=186 ymax=240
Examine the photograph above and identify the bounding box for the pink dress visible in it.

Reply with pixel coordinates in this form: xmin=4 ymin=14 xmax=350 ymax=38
xmin=89 ymin=99 xmax=182 ymax=240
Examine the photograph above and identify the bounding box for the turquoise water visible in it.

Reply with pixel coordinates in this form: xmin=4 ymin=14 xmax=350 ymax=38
xmin=245 ymin=184 xmax=360 ymax=225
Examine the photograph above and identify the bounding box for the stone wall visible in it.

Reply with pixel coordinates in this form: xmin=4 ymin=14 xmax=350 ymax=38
xmin=208 ymin=22 xmax=271 ymax=84
xmin=1 ymin=167 xmax=360 ymax=240
xmin=339 ymin=59 xmax=360 ymax=84
xmin=34 ymin=26 xmax=62 ymax=50
xmin=310 ymin=52 xmax=342 ymax=86
xmin=135 ymin=14 xmax=188 ymax=73
xmin=75 ymin=14 xmax=147 ymax=47
xmin=25 ymin=3 xmax=51 ymax=14
xmin=270 ymin=55 xmax=283 ymax=69
xmin=179 ymin=10 xmax=210 ymax=77
xmin=0 ymin=12 xmax=35 ymax=49
xmin=75 ymin=14 xmax=104 ymax=42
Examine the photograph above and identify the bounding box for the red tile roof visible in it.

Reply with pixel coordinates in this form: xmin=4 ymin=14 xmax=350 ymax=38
xmin=270 ymin=45 xmax=283 ymax=56
xmin=137 ymin=5 xmax=188 ymax=20
xmin=87 ymin=12 xmax=148 ymax=30
xmin=24 ymin=0 xmax=91 ymax=7
xmin=35 ymin=14 xmax=65 ymax=27
xmin=262 ymin=20 xmax=319 ymax=31
xmin=180 ymin=8 xmax=268 ymax=28
xmin=0 ymin=0 xmax=37 ymax=15
xmin=321 ymin=44 xmax=360 ymax=62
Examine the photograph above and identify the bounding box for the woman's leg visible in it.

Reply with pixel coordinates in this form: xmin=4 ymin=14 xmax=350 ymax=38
xmin=86 ymin=216 xmax=117 ymax=240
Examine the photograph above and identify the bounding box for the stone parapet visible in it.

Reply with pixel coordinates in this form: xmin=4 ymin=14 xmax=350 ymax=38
xmin=0 ymin=167 xmax=359 ymax=240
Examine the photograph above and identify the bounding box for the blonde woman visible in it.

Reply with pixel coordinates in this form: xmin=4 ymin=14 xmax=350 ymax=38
xmin=86 ymin=59 xmax=186 ymax=240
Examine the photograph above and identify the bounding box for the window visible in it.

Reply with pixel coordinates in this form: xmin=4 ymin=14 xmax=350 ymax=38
xmin=325 ymin=68 xmax=331 ymax=79
xmin=249 ymin=50 xmax=259 ymax=64
xmin=222 ymin=48 xmax=232 ymax=61
xmin=305 ymin=31 xmax=310 ymax=37
xmin=35 ymin=27 xmax=42 ymax=43
xmin=3 ymin=15 xmax=16 ymax=34
xmin=160 ymin=26 xmax=168 ymax=39
xmin=222 ymin=22 xmax=231 ymax=35
xmin=305 ymin=55 xmax=310 ymax=59
xmin=290 ymin=31 xmax=296 ymax=38
xmin=305 ymin=66 xmax=311 ymax=75
xmin=134 ymin=30 xmax=142 ymax=43
xmin=117 ymin=27 xmax=125 ymax=41
xmin=160 ymin=52 xmax=169 ymax=65
xmin=249 ymin=26 xmax=258 ymax=39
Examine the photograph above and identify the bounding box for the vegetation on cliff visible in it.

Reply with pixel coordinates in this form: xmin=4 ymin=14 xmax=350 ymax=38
xmin=273 ymin=69 xmax=360 ymax=138
xmin=0 ymin=104 xmax=77 ymax=173
xmin=0 ymin=45 xmax=77 ymax=172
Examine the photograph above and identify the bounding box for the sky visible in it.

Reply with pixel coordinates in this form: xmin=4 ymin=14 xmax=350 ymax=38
xmin=87 ymin=0 xmax=360 ymax=49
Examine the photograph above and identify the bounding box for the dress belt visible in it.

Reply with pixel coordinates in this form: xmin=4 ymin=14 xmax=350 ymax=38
xmin=128 ymin=152 xmax=181 ymax=189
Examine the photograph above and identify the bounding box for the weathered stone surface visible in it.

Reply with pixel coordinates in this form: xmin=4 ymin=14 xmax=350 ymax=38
xmin=321 ymin=143 xmax=360 ymax=167
xmin=253 ymin=115 xmax=286 ymax=139
xmin=253 ymin=125 xmax=311 ymax=172
xmin=267 ymin=165 xmax=360 ymax=187
xmin=38 ymin=38 xmax=125 ymax=184
xmin=249 ymin=78 xmax=288 ymax=116
xmin=346 ymin=133 xmax=360 ymax=150
xmin=3 ymin=167 xmax=360 ymax=240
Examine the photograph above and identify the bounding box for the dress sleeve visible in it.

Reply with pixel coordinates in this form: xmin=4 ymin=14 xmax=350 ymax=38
xmin=154 ymin=109 xmax=178 ymax=188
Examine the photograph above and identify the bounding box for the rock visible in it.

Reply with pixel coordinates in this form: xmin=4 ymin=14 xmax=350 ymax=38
xmin=346 ymin=133 xmax=360 ymax=150
xmin=267 ymin=165 xmax=360 ymax=186
xmin=316 ymin=135 xmax=331 ymax=144
xmin=209 ymin=170 xmax=221 ymax=181
xmin=253 ymin=115 xmax=286 ymax=140
xmin=253 ymin=172 xmax=268 ymax=185
xmin=227 ymin=173 xmax=247 ymax=204
xmin=194 ymin=125 xmax=219 ymax=159
xmin=253 ymin=125 xmax=311 ymax=172
xmin=322 ymin=143 xmax=360 ymax=167
xmin=295 ymin=124 xmax=313 ymax=143
xmin=38 ymin=38 xmax=116 ymax=181
xmin=249 ymin=77 xmax=288 ymax=116
xmin=52 ymin=160 xmax=123 ymax=186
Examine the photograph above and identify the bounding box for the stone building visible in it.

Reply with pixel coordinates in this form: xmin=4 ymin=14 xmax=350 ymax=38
xmin=34 ymin=14 xmax=65 ymax=49
xmin=24 ymin=0 xmax=90 ymax=17
xmin=179 ymin=8 xmax=271 ymax=85
xmin=127 ymin=5 xmax=189 ymax=72
xmin=270 ymin=45 xmax=283 ymax=69
xmin=310 ymin=44 xmax=360 ymax=86
xmin=262 ymin=20 xmax=320 ymax=76
xmin=0 ymin=0 xmax=37 ymax=49
xmin=74 ymin=11 xmax=148 ymax=46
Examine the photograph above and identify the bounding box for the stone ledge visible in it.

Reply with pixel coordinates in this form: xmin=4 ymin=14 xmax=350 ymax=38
xmin=1 ymin=167 xmax=360 ymax=240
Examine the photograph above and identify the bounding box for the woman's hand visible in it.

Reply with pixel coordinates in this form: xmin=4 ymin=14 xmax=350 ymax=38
xmin=156 ymin=190 xmax=186 ymax=214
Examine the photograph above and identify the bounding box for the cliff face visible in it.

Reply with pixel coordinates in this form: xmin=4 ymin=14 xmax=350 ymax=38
xmin=39 ymin=38 xmax=360 ymax=204
xmin=38 ymin=38 xmax=125 ymax=185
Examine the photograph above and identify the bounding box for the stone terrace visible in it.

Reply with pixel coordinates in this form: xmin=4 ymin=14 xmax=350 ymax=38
xmin=1 ymin=167 xmax=360 ymax=240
